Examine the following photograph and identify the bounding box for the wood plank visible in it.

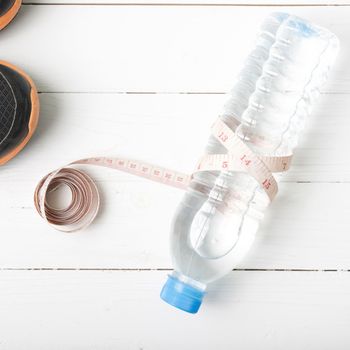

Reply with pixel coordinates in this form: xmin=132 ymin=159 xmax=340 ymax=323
xmin=1 ymin=93 xmax=347 ymax=183
xmin=2 ymin=5 xmax=348 ymax=93
xmin=1 ymin=93 xmax=349 ymax=269
xmin=2 ymin=180 xmax=350 ymax=269
xmin=1 ymin=93 xmax=221 ymax=183
xmin=23 ymin=0 xmax=350 ymax=5
xmin=0 ymin=270 xmax=349 ymax=349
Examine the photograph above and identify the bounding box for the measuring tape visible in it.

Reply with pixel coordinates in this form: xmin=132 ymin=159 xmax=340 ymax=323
xmin=34 ymin=116 xmax=293 ymax=232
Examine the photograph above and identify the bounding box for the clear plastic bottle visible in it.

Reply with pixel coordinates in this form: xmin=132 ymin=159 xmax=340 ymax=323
xmin=160 ymin=13 xmax=339 ymax=313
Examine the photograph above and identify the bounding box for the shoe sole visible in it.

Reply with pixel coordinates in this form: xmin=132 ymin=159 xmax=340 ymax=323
xmin=0 ymin=60 xmax=40 ymax=165
xmin=0 ymin=0 xmax=22 ymax=30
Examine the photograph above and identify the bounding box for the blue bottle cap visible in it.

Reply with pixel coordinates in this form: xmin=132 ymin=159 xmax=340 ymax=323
xmin=160 ymin=275 xmax=205 ymax=314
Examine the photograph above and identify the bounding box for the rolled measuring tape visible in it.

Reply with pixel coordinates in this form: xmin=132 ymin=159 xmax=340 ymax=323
xmin=34 ymin=117 xmax=293 ymax=232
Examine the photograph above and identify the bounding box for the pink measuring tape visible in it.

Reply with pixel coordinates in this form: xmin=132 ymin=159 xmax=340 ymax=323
xmin=34 ymin=117 xmax=293 ymax=232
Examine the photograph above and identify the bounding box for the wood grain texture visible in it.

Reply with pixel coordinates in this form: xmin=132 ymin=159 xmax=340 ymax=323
xmin=0 ymin=270 xmax=350 ymax=349
xmin=1 ymin=5 xmax=347 ymax=93
xmin=0 ymin=93 xmax=349 ymax=269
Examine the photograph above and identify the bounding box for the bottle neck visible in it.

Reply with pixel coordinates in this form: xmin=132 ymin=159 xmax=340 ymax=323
xmin=171 ymin=271 xmax=207 ymax=292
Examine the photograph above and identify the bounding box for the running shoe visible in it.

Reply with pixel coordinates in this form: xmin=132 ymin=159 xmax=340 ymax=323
xmin=0 ymin=0 xmax=21 ymax=30
xmin=0 ymin=61 xmax=39 ymax=165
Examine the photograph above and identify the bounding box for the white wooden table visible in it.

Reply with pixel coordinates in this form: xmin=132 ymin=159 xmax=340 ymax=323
xmin=1 ymin=1 xmax=349 ymax=348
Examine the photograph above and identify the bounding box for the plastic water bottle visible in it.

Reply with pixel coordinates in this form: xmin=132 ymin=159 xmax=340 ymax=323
xmin=160 ymin=13 xmax=339 ymax=313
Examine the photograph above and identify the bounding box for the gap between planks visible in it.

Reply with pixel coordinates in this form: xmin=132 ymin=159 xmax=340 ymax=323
xmin=21 ymin=2 xmax=350 ymax=6
xmin=0 ymin=268 xmax=349 ymax=272
xmin=36 ymin=91 xmax=350 ymax=95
